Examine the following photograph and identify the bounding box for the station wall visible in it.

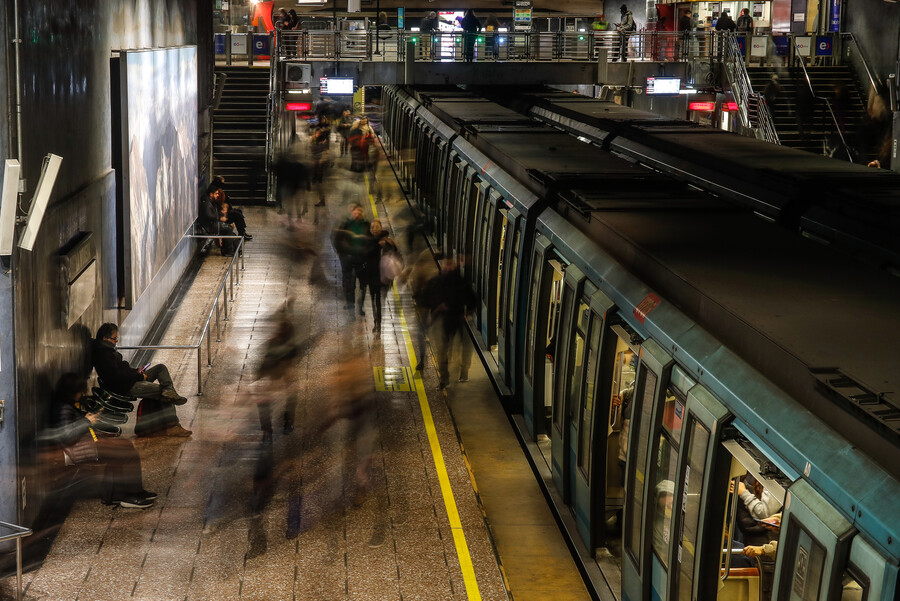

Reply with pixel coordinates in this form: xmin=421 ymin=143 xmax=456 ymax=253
xmin=0 ymin=0 xmax=213 ymax=531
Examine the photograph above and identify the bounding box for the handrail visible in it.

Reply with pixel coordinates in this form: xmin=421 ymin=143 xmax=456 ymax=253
xmin=791 ymin=37 xmax=853 ymax=163
xmin=722 ymin=32 xmax=779 ymax=145
xmin=754 ymin=94 xmax=780 ymax=145
xmin=839 ymin=32 xmax=879 ymax=95
xmin=117 ymin=233 xmax=244 ymax=395
xmin=0 ymin=520 xmax=32 ymax=601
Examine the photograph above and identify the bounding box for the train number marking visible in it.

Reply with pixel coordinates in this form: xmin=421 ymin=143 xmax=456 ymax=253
xmin=634 ymin=293 xmax=661 ymax=324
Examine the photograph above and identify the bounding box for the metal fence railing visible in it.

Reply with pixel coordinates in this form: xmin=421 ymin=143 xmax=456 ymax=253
xmin=117 ymin=234 xmax=244 ymax=395
xmin=1 ymin=520 xmax=32 ymax=601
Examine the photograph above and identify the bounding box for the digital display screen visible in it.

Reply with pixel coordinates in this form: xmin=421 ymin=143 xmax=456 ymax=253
xmin=319 ymin=77 xmax=354 ymax=95
xmin=646 ymin=77 xmax=681 ymax=94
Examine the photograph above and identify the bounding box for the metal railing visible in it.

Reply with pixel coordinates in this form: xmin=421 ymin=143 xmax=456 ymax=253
xmin=0 ymin=521 xmax=32 ymax=601
xmin=118 ymin=234 xmax=244 ymax=395
xmin=839 ymin=32 xmax=879 ymax=98
xmin=272 ymin=29 xmax=732 ymax=63
xmin=722 ymin=32 xmax=779 ymax=144
xmin=791 ymin=37 xmax=853 ymax=162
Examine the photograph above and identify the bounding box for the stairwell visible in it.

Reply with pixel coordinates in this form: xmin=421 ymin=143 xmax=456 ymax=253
xmin=213 ymin=67 xmax=270 ymax=204
xmin=747 ymin=65 xmax=868 ymax=160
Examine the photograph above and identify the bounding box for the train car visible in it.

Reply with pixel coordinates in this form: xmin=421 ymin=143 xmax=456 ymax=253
xmin=381 ymin=85 xmax=900 ymax=601
xmin=476 ymin=86 xmax=900 ymax=271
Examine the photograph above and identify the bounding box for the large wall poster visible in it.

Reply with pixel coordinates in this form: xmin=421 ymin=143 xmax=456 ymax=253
xmin=120 ymin=46 xmax=197 ymax=306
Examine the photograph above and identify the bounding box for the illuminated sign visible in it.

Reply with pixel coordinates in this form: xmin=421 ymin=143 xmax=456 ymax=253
xmin=286 ymin=102 xmax=312 ymax=111
xmin=723 ymin=102 xmax=738 ymax=111
xmin=689 ymin=101 xmax=715 ymax=111
xmin=318 ymin=77 xmax=354 ymax=95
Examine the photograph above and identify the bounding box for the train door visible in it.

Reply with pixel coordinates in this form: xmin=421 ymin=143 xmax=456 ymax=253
xmin=838 ymin=535 xmax=898 ymax=601
xmin=567 ymin=290 xmax=616 ymax=550
xmin=496 ymin=213 xmax=521 ymax=390
xmin=622 ymin=339 xmax=674 ymax=601
xmin=698 ymin=432 xmax=792 ymax=601
xmin=521 ymin=234 xmax=561 ymax=439
xmin=443 ymin=154 xmax=463 ymax=256
xmin=480 ymin=190 xmax=505 ymax=359
xmin=771 ymin=480 xmax=856 ymax=601
xmin=470 ymin=182 xmax=489 ymax=327
xmin=458 ymin=171 xmax=481 ymax=280
xmin=550 ymin=265 xmax=585 ymax=499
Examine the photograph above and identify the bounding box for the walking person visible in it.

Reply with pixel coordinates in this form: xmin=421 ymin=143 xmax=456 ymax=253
xmin=424 ymin=257 xmax=477 ymax=389
xmin=736 ymin=8 xmax=754 ymax=34
xmin=332 ymin=203 xmax=371 ymax=314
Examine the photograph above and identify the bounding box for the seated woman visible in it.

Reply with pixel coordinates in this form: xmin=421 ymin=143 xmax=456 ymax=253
xmin=50 ymin=373 xmax=157 ymax=509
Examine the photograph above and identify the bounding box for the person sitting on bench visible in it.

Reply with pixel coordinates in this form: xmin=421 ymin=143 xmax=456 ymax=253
xmin=91 ymin=323 xmax=192 ymax=437
xmin=50 ymin=373 xmax=157 ymax=508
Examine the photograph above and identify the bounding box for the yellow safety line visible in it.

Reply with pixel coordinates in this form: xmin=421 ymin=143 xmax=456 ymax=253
xmin=366 ymin=176 xmax=483 ymax=601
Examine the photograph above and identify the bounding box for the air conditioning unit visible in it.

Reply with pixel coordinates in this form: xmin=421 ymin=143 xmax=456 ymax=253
xmin=284 ymin=63 xmax=311 ymax=87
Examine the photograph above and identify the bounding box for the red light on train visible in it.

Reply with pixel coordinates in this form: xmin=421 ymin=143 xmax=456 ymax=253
xmin=688 ymin=101 xmax=715 ymax=112
xmin=286 ymin=102 xmax=312 ymax=111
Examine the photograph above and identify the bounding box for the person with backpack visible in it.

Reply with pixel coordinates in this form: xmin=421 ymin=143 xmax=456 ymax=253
xmin=616 ymin=4 xmax=636 ymax=61
xmin=736 ymin=8 xmax=754 ymax=34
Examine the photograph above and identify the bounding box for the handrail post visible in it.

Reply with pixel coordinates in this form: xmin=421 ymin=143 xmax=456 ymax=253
xmin=207 ymin=327 xmax=212 ymax=367
xmin=216 ymin=298 xmax=221 ymax=342
xmin=16 ymin=536 xmax=23 ymax=601
xmin=196 ymin=344 xmax=203 ymax=395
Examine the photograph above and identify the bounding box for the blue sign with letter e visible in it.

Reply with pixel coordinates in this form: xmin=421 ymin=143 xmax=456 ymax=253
xmin=815 ymin=36 xmax=832 ymax=56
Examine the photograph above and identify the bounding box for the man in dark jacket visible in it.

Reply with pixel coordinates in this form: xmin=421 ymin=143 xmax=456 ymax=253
xmin=715 ymin=10 xmax=736 ymax=31
xmin=333 ymin=203 xmax=371 ymax=314
xmin=91 ymin=323 xmax=192 ymax=437
xmin=424 ymin=257 xmax=477 ymax=388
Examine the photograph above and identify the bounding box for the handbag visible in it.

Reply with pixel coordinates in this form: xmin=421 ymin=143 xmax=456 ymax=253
xmin=380 ymin=252 xmax=404 ymax=285
xmin=64 ymin=432 xmax=99 ymax=464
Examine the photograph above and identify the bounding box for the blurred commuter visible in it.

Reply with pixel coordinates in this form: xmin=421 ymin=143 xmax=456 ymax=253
xmin=91 ymin=323 xmax=192 ymax=437
xmin=361 ymin=220 xmax=387 ymax=333
xmin=484 ymin=14 xmax=501 ymax=58
xmin=715 ymin=10 xmax=736 ymax=31
xmin=407 ymin=250 xmax=438 ymax=370
xmin=461 ymin=9 xmax=480 ymax=62
xmin=592 ymin=14 xmax=609 ymax=30
xmin=333 ymin=203 xmax=371 ymax=313
xmin=50 ymin=373 xmax=156 ymax=508
xmin=255 ymin=302 xmax=302 ymax=438
xmin=424 ymin=257 xmax=477 ymax=388
xmin=310 ymin=125 xmax=331 ymax=206
xmin=337 ymin=108 xmax=353 ymax=156
xmin=347 ymin=117 xmax=375 ymax=177
xmin=763 ymin=74 xmax=784 ymax=117
xmin=271 ymin=152 xmax=313 ymax=229
xmin=795 ymin=80 xmax=816 ymax=141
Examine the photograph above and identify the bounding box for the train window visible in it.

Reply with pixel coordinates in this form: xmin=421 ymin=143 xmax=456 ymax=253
xmin=577 ymin=312 xmax=602 ymax=479
xmin=780 ymin=521 xmax=827 ymax=601
xmin=836 ymin=569 xmax=867 ymax=601
xmin=553 ymin=285 xmax=576 ymax=434
xmin=524 ymin=252 xmax=542 ymax=382
xmin=625 ymin=366 xmax=659 ymax=568
xmin=676 ymin=418 xmax=711 ymax=601
xmin=607 ymin=337 xmax=637 ymax=499
xmin=508 ymin=228 xmax=520 ymax=325
xmin=567 ymin=299 xmax=591 ymax=423
xmin=663 ymin=366 xmax=694 ymax=446
xmin=493 ymin=210 xmax=508 ymax=351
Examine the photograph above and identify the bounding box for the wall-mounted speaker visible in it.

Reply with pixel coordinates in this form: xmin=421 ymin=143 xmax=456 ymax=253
xmin=19 ymin=154 xmax=63 ymax=252
xmin=0 ymin=159 xmax=21 ymax=257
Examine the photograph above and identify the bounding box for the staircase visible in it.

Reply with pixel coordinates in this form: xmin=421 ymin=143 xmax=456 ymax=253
xmin=213 ymin=67 xmax=270 ymax=204
xmin=747 ymin=65 xmax=868 ymax=160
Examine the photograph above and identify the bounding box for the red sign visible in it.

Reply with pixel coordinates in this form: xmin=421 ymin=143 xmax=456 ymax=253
xmin=286 ymin=102 xmax=312 ymax=111
xmin=688 ymin=102 xmax=715 ymax=112
xmin=723 ymin=102 xmax=738 ymax=111
xmin=633 ymin=293 xmax=662 ymax=324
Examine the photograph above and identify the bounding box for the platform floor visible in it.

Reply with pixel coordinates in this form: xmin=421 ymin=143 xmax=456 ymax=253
xmin=1 ymin=147 xmax=590 ymax=600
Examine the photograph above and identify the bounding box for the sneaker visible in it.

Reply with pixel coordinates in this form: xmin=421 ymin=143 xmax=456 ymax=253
xmin=165 ymin=425 xmax=193 ymax=437
xmin=139 ymin=490 xmax=159 ymax=501
xmin=116 ymin=496 xmax=154 ymax=509
xmin=161 ymin=388 xmax=188 ymax=405
xmin=458 ymin=375 xmax=469 ymax=383
xmin=243 ymin=233 xmax=253 ymax=241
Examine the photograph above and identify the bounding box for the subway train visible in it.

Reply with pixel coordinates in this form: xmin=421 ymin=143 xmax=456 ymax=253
xmin=380 ymin=85 xmax=900 ymax=601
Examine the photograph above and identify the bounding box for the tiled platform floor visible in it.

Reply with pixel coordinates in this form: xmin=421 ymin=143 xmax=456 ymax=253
xmin=2 ymin=144 xmax=590 ymax=601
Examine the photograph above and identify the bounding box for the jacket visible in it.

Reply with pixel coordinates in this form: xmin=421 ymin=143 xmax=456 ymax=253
xmin=91 ymin=339 xmax=143 ymax=395
xmin=618 ymin=11 xmax=635 ymax=32
xmin=715 ymin=13 xmax=736 ymax=31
